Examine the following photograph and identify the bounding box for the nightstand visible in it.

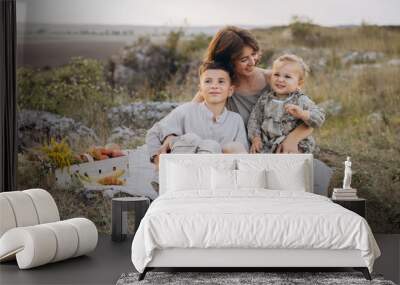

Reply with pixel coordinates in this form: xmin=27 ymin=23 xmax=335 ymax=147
xmin=332 ymin=198 xmax=366 ymax=218
xmin=111 ymin=197 xmax=150 ymax=242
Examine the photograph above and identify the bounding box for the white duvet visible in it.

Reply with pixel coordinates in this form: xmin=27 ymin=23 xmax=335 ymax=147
xmin=131 ymin=190 xmax=380 ymax=273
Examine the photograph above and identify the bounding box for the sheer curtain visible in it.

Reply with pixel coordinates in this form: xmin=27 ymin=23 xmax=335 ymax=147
xmin=0 ymin=0 xmax=17 ymax=192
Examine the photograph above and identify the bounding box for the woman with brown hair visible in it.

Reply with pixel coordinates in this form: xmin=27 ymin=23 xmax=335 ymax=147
xmin=147 ymin=26 xmax=332 ymax=195
xmin=193 ymin=26 xmax=313 ymax=153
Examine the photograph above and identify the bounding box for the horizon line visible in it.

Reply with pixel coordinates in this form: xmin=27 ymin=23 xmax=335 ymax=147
xmin=17 ymin=22 xmax=400 ymax=28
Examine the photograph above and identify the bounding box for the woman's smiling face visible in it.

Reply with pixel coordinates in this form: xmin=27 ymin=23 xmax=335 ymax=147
xmin=234 ymin=46 xmax=259 ymax=77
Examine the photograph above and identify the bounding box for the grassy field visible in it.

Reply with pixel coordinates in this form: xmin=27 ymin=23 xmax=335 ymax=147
xmin=311 ymin=67 xmax=400 ymax=233
xmin=252 ymin=24 xmax=400 ymax=55
xmin=17 ymin=23 xmax=400 ymax=233
xmin=250 ymin=24 xmax=400 ymax=232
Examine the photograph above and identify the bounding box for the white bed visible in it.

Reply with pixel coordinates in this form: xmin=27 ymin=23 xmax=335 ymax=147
xmin=131 ymin=154 xmax=380 ymax=280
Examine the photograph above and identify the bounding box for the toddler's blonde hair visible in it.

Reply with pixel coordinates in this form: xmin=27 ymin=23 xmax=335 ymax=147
xmin=273 ymin=54 xmax=310 ymax=80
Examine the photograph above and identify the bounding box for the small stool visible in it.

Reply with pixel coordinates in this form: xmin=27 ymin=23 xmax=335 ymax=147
xmin=111 ymin=197 xmax=150 ymax=242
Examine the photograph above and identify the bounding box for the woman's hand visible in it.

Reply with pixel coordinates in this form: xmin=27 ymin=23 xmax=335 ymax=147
xmin=250 ymin=136 xmax=263 ymax=153
xmin=276 ymin=123 xmax=313 ymax=153
xmin=276 ymin=136 xmax=300 ymax=154
xmin=192 ymin=91 xmax=204 ymax=103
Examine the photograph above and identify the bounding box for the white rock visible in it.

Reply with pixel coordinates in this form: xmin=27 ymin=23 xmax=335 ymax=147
xmin=367 ymin=112 xmax=383 ymax=124
xmin=387 ymin=59 xmax=400 ymax=66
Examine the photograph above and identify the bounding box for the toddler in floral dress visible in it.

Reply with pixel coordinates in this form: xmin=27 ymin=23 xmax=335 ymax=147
xmin=247 ymin=54 xmax=325 ymax=153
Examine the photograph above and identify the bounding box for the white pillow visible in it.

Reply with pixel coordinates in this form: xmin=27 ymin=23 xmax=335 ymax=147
xmin=167 ymin=162 xmax=211 ymax=191
xmin=238 ymin=158 xmax=309 ymax=192
xmin=211 ymin=168 xmax=236 ymax=190
xmin=266 ymin=166 xmax=306 ymax=191
xmin=211 ymin=168 xmax=268 ymax=190
xmin=236 ymin=169 xmax=267 ymax=189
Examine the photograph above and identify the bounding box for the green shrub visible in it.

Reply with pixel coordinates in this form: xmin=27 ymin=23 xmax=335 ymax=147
xmin=181 ymin=33 xmax=212 ymax=57
xmin=17 ymin=57 xmax=123 ymax=130
xmin=258 ymin=49 xmax=275 ymax=68
xmin=360 ymin=21 xmax=382 ymax=38
xmin=289 ymin=16 xmax=333 ymax=47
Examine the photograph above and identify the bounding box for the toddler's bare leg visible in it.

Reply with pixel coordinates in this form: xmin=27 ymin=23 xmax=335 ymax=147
xmin=222 ymin=142 xmax=247 ymax=154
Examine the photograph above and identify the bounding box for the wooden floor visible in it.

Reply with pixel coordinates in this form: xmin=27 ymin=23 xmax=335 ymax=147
xmin=0 ymin=234 xmax=399 ymax=285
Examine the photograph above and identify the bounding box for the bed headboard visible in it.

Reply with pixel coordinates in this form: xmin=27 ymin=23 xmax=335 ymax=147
xmin=159 ymin=154 xmax=314 ymax=195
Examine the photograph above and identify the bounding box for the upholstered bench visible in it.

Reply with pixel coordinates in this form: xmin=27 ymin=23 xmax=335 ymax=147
xmin=0 ymin=188 xmax=98 ymax=269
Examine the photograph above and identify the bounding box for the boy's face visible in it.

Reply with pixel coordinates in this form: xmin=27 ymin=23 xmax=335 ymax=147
xmin=271 ymin=61 xmax=304 ymax=95
xmin=199 ymin=69 xmax=234 ymax=105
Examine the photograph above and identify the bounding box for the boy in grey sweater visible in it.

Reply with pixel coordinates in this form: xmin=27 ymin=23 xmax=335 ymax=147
xmin=146 ymin=61 xmax=248 ymax=191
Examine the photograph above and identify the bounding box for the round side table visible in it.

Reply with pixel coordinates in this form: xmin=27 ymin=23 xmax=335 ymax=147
xmin=111 ymin=197 xmax=150 ymax=242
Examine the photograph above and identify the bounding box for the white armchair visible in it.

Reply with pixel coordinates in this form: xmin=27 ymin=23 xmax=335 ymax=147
xmin=0 ymin=188 xmax=98 ymax=269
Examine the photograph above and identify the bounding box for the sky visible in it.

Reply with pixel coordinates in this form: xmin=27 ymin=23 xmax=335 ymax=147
xmin=17 ymin=0 xmax=400 ymax=27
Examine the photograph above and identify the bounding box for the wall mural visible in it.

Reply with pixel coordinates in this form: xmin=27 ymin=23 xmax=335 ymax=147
xmin=16 ymin=6 xmax=400 ymax=234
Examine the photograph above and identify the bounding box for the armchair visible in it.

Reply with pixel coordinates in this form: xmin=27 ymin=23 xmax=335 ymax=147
xmin=0 ymin=188 xmax=98 ymax=269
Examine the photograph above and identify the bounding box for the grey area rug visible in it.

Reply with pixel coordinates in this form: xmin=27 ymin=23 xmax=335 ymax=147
xmin=116 ymin=272 xmax=396 ymax=285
